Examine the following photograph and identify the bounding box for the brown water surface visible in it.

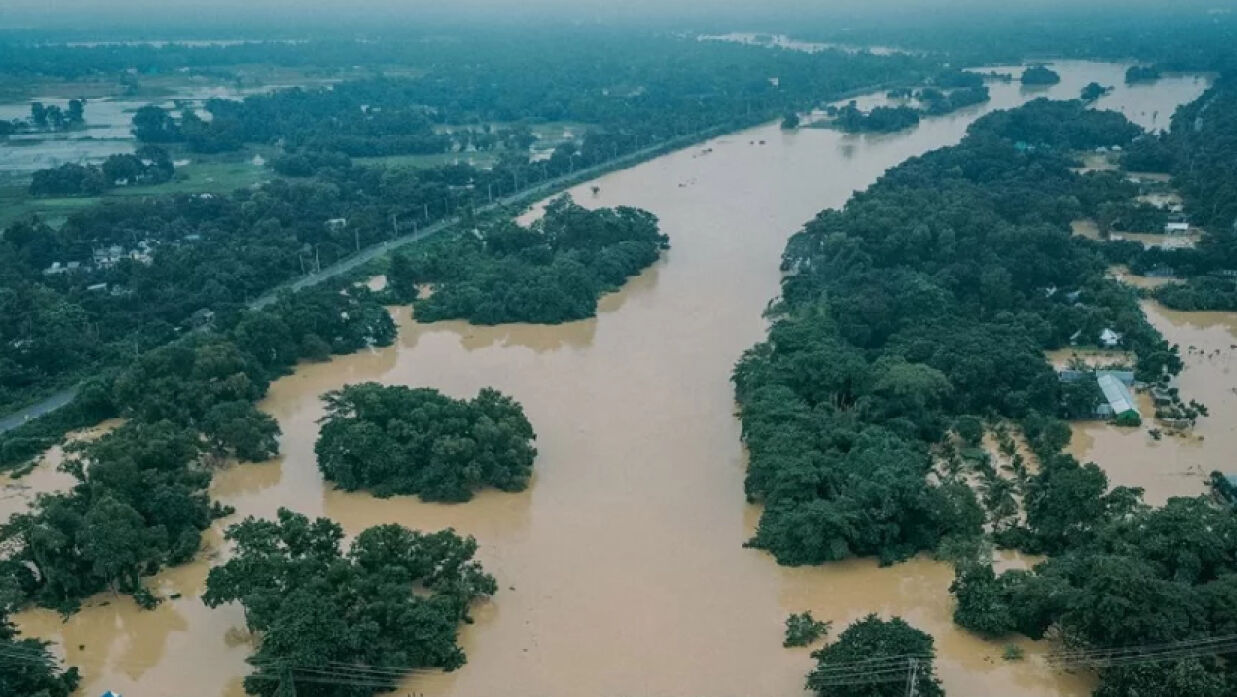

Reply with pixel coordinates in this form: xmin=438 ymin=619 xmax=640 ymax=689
xmin=14 ymin=62 xmax=1209 ymax=697
xmin=1069 ymin=301 xmax=1237 ymax=505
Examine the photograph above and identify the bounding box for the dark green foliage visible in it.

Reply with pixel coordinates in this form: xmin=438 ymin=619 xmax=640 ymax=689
xmin=403 ymin=196 xmax=668 ymax=325
xmin=0 ymin=421 xmax=214 ymax=608
xmin=1080 ymin=82 xmax=1110 ymax=102
xmin=386 ymin=251 xmax=419 ymax=303
xmin=784 ymin=611 xmax=831 ymax=647
xmin=835 ymin=103 xmax=921 ymax=133
xmin=931 ymin=69 xmax=985 ymax=90
xmin=970 ymin=98 xmax=1141 ymax=150
xmin=954 ymin=415 xmax=983 ymax=446
xmin=918 ymin=85 xmax=990 ymax=116
xmin=268 ymin=149 xmax=351 ymax=177
xmin=315 ymin=383 xmax=536 ymax=502
xmin=1021 ymin=65 xmax=1062 ymax=85
xmin=1155 ymin=277 xmax=1237 ymax=311
xmin=203 ymin=508 xmax=496 ymax=697
xmin=28 ymin=163 xmax=107 ymax=196
xmin=954 ymin=496 xmax=1237 ymax=690
xmin=781 ymin=112 xmax=801 ymax=130
xmin=31 ymin=146 xmax=176 ymax=196
xmin=1125 ymin=65 xmax=1163 ymax=84
xmin=0 ymin=611 xmax=79 ymax=697
xmin=112 ymin=33 xmax=944 ymax=157
xmin=1121 ymin=134 xmax=1175 ymax=172
xmin=0 ymin=281 xmax=396 ymax=610
xmin=736 ymin=100 xmax=1178 ymax=568
xmin=806 ymin=615 xmax=943 ymax=697
xmin=1095 ymin=661 xmax=1230 ymax=697
xmin=131 ymin=104 xmax=182 ymax=142
xmin=0 ymin=30 xmax=943 ymax=414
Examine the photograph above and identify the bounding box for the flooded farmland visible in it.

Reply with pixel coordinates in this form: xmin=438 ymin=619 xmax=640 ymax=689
xmin=12 ymin=62 xmax=1213 ymax=697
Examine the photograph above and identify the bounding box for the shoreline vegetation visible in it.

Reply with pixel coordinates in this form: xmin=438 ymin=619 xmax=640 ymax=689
xmin=2 ymin=16 xmax=1237 ymax=697
xmin=0 ymin=33 xmax=947 ymax=427
xmin=737 ymin=82 xmax=1237 ymax=696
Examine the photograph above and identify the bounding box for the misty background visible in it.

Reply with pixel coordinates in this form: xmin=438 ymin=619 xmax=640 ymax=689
xmin=2 ymin=1 xmax=1233 ymax=37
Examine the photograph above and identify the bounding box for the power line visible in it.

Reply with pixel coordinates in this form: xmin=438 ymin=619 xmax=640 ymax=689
xmin=1048 ymin=635 xmax=1237 ymax=669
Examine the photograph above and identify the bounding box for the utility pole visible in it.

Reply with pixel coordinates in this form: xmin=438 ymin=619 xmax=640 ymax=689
xmin=905 ymin=658 xmax=919 ymax=697
xmin=354 ymin=227 xmax=360 ymax=252
xmin=276 ymin=667 xmax=296 ymax=697
xmin=488 ymin=182 xmax=493 ymax=203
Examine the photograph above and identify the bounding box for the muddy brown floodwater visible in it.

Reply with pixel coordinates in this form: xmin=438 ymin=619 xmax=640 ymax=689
xmin=1069 ymin=300 xmax=1237 ymax=505
xmin=14 ymin=63 xmax=1211 ymax=697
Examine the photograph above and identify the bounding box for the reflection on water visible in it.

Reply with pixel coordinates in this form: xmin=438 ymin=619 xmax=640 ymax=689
xmin=12 ymin=63 xmax=1209 ymax=697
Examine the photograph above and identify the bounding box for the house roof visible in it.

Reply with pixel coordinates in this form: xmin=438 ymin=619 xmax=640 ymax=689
xmin=1098 ymin=373 xmax=1137 ymax=416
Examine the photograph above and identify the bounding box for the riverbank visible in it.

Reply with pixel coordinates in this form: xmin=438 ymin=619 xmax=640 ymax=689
xmin=11 ymin=60 xmax=1207 ymax=697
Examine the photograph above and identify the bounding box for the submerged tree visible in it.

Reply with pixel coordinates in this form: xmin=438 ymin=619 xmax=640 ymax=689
xmin=203 ymin=508 xmax=496 ymax=697
xmin=315 ymin=383 xmax=536 ymax=501
xmin=807 ymin=615 xmax=943 ymax=697
xmin=784 ymin=611 xmax=831 ymax=647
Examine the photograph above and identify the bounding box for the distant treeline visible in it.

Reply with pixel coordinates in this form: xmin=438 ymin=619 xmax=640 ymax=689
xmin=0 ymin=32 xmax=944 ymax=415
xmin=1104 ymin=78 xmax=1237 ymax=310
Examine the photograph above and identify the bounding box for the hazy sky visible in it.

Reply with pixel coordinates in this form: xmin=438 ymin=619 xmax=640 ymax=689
xmin=1 ymin=0 xmax=1226 ymax=32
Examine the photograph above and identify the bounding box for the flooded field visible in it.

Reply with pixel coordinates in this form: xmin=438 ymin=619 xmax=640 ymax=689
xmin=1069 ymin=301 xmax=1237 ymax=505
xmin=13 ymin=63 xmax=1211 ymax=697
xmin=0 ymin=83 xmax=307 ymax=172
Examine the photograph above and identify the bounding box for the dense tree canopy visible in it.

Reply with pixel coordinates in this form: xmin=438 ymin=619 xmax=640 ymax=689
xmin=316 ymin=383 xmax=536 ymax=502
xmin=0 ymin=27 xmax=946 ymax=415
xmin=1126 ymin=65 xmax=1163 ymax=84
xmin=0 ymin=420 xmax=220 ymax=610
xmin=29 ymin=146 xmax=174 ymax=196
xmin=806 ymin=615 xmax=943 ymax=697
xmin=735 ymin=99 xmax=1178 ymax=566
xmin=1113 ymin=78 xmax=1237 ymax=310
xmin=834 ymin=104 xmax=921 ymax=133
xmin=942 ymin=77 xmax=1237 ymax=696
xmin=394 ymin=196 xmax=668 ymax=325
xmin=203 ymin=508 xmax=496 ymax=696
xmin=0 ymin=279 xmax=396 ymax=610
xmin=1020 ymin=65 xmax=1062 ymax=86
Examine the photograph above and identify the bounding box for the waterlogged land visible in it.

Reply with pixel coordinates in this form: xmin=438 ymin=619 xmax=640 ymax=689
xmin=14 ymin=63 xmax=1209 ymax=697
xmin=1068 ymin=300 xmax=1237 ymax=505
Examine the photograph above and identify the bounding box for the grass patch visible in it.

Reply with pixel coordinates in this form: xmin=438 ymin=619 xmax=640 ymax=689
xmin=0 ymin=156 xmax=269 ymax=227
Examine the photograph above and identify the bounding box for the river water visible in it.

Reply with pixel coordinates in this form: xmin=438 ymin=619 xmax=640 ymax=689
xmin=13 ymin=63 xmax=1211 ymax=697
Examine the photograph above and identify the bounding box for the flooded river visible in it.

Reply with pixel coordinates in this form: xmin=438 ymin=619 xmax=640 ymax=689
xmin=14 ymin=63 xmax=1211 ymax=697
